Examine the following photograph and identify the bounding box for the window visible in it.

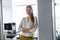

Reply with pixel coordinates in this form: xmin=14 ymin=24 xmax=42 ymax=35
xmin=55 ymin=0 xmax=60 ymax=38
xmin=55 ymin=0 xmax=60 ymax=31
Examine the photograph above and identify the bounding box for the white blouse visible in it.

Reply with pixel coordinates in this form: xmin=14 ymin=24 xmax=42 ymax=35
xmin=18 ymin=17 xmax=38 ymax=37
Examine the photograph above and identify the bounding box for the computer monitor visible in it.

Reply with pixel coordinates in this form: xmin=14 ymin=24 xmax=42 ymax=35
xmin=4 ymin=23 xmax=12 ymax=30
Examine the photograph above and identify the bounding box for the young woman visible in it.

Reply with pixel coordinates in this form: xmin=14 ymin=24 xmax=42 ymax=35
xmin=18 ymin=5 xmax=38 ymax=40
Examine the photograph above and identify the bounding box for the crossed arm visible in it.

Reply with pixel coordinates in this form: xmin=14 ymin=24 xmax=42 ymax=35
xmin=18 ymin=17 xmax=38 ymax=33
xmin=22 ymin=23 xmax=35 ymax=33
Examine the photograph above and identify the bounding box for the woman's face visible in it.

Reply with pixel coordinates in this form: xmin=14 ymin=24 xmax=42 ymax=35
xmin=26 ymin=7 xmax=32 ymax=16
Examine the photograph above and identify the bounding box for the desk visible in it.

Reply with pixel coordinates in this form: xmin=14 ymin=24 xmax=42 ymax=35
xmin=4 ymin=33 xmax=20 ymax=40
xmin=4 ymin=33 xmax=38 ymax=40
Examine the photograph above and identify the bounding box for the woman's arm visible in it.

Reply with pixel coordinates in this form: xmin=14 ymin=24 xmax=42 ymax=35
xmin=22 ymin=23 xmax=37 ymax=33
xmin=16 ymin=18 xmax=24 ymax=33
xmin=22 ymin=17 xmax=38 ymax=33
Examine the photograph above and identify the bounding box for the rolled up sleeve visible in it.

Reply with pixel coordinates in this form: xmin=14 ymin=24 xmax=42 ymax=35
xmin=17 ymin=18 xmax=24 ymax=33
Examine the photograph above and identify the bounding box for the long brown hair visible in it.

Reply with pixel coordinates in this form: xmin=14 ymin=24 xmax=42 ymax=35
xmin=26 ymin=5 xmax=34 ymax=23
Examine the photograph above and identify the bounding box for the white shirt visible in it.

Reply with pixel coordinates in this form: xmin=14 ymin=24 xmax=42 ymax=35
xmin=18 ymin=17 xmax=38 ymax=37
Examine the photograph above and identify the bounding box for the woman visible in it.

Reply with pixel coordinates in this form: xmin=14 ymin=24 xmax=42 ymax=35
xmin=18 ymin=5 xmax=38 ymax=40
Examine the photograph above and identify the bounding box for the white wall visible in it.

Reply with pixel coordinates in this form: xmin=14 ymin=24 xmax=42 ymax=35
xmin=2 ymin=0 xmax=13 ymax=23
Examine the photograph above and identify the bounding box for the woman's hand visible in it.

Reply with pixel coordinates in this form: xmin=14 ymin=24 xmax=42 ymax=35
xmin=22 ymin=27 xmax=29 ymax=30
xmin=21 ymin=23 xmax=35 ymax=33
xmin=22 ymin=28 xmax=26 ymax=32
xmin=22 ymin=27 xmax=31 ymax=33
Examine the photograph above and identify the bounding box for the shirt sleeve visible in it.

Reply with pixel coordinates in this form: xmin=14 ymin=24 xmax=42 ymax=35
xmin=29 ymin=17 xmax=38 ymax=33
xmin=17 ymin=18 xmax=24 ymax=33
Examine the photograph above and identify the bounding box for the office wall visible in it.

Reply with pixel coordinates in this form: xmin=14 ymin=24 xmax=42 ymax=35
xmin=38 ymin=0 xmax=53 ymax=40
xmin=2 ymin=0 xmax=13 ymax=23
